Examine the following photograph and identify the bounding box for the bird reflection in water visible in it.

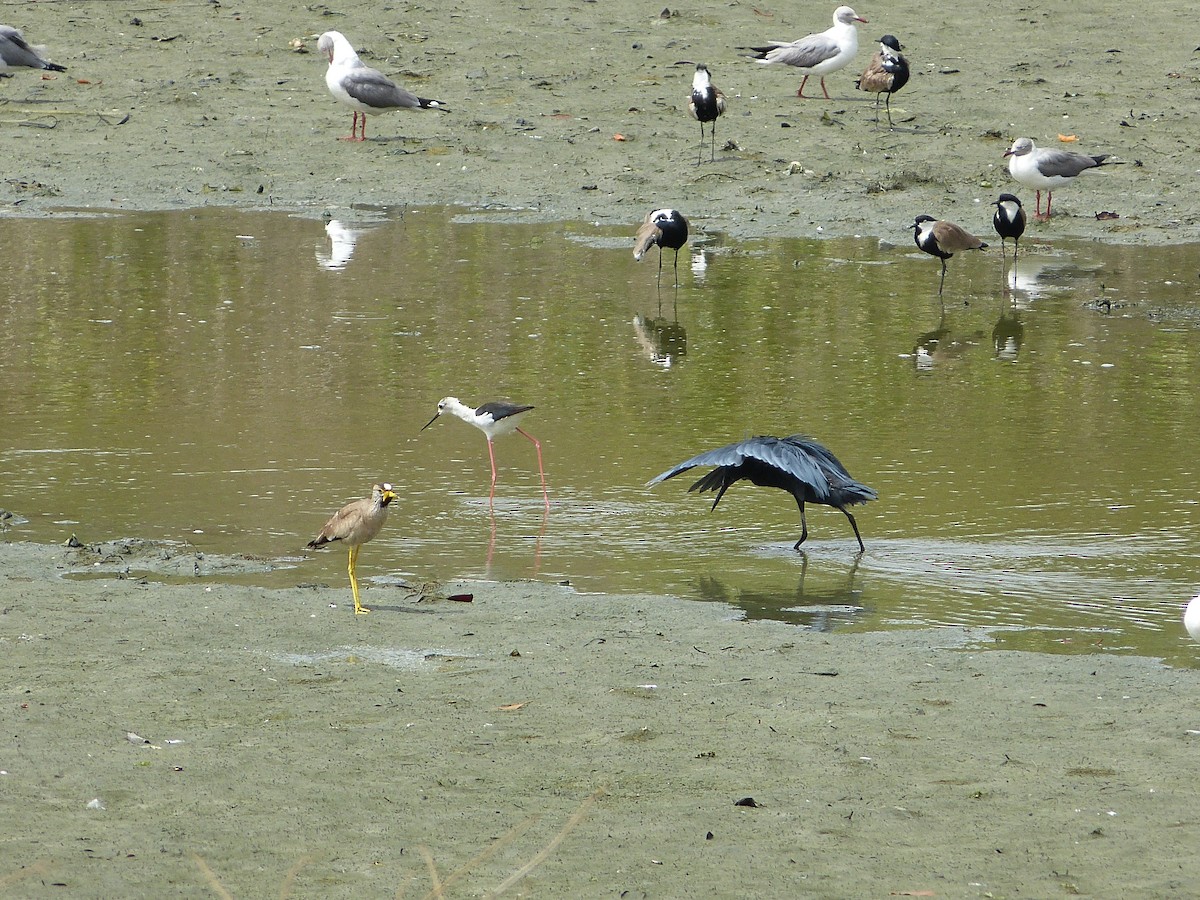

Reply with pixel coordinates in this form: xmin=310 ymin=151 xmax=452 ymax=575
xmin=694 ymin=554 xmax=866 ymax=632
xmin=632 ymin=314 xmax=687 ymax=368
xmin=992 ymin=308 xmax=1024 ymax=362
xmin=316 ymin=216 xmax=378 ymax=271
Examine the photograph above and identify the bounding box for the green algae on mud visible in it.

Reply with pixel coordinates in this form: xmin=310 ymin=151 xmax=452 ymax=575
xmin=3 ymin=539 xmax=1200 ymax=897
xmin=2 ymin=0 xmax=1198 ymax=244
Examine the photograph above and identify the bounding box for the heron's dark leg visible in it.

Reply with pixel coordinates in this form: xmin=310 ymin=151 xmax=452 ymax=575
xmin=884 ymin=93 xmax=893 ymax=128
xmin=672 ymin=248 xmax=681 ymax=287
xmin=792 ymin=498 xmax=809 ymax=551
xmin=710 ymin=119 xmax=717 ymax=163
xmin=697 ymin=121 xmax=704 ymax=167
xmin=839 ymin=506 xmax=866 ymax=552
xmin=938 ymin=259 xmax=947 ymax=296
xmin=656 ymin=245 xmax=664 ymax=285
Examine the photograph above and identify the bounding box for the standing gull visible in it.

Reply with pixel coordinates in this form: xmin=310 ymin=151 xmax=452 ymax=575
xmin=741 ymin=6 xmax=867 ymax=99
xmin=688 ymin=63 xmax=726 ymax=165
xmin=911 ymin=215 xmax=988 ymax=296
xmin=0 ymin=24 xmax=66 ymax=74
xmin=633 ymin=208 xmax=689 ymax=286
xmin=1004 ymin=137 xmax=1119 ymax=220
xmin=317 ymin=30 xmax=446 ymax=142
xmin=855 ymin=34 xmax=908 ymax=127
xmin=421 ymin=398 xmax=549 ymax=510
xmin=307 ymin=482 xmax=398 ymax=615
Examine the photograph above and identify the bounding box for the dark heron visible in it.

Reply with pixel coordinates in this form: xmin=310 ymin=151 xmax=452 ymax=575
xmin=992 ymin=193 xmax=1027 ymax=260
xmin=633 ymin=208 xmax=689 ymax=286
xmin=1003 ymin=137 xmax=1120 ymax=220
xmin=421 ymin=397 xmax=549 ymax=510
xmin=647 ymin=434 xmax=877 ymax=551
xmin=855 ymin=34 xmax=909 ymax=127
xmin=910 ymin=215 xmax=988 ymax=296
xmin=306 ymin=482 xmax=397 ymax=615
xmin=688 ymin=63 xmax=727 ymax=165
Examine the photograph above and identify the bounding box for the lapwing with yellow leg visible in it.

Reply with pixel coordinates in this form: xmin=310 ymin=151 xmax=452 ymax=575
xmin=307 ymin=482 xmax=397 ymax=615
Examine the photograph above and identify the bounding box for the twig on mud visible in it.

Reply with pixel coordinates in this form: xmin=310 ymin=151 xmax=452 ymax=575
xmin=484 ymin=787 xmax=606 ymax=898
xmin=279 ymin=853 xmax=317 ymax=899
xmin=189 ymin=853 xmax=235 ymax=900
xmin=419 ymin=815 xmax=540 ymax=900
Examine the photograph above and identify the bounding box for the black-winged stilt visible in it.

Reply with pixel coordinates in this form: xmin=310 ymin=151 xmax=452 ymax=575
xmin=633 ymin=208 xmax=689 ymax=286
xmin=910 ymin=215 xmax=988 ymax=296
xmin=0 ymin=24 xmax=66 ymax=74
xmin=992 ymin=194 xmax=1027 ymax=260
xmin=741 ymin=6 xmax=867 ymax=99
xmin=421 ymin=398 xmax=549 ymax=510
xmin=688 ymin=64 xmax=727 ymax=165
xmin=317 ymin=30 xmax=446 ymax=142
xmin=306 ymin=482 xmax=397 ymax=615
xmin=1004 ymin=137 xmax=1120 ymax=220
xmin=648 ymin=434 xmax=877 ymax=551
xmin=855 ymin=34 xmax=908 ymax=127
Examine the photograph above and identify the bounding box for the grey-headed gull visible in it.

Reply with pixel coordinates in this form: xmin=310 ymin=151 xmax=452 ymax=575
xmin=317 ymin=30 xmax=446 ymax=142
xmin=992 ymin=194 xmax=1027 ymax=260
xmin=688 ymin=64 xmax=726 ymax=166
xmin=742 ymin=6 xmax=867 ymax=99
xmin=911 ymin=215 xmax=988 ymax=296
xmin=855 ymin=35 xmax=908 ymax=127
xmin=0 ymin=24 xmax=66 ymax=74
xmin=1004 ymin=137 xmax=1119 ymax=219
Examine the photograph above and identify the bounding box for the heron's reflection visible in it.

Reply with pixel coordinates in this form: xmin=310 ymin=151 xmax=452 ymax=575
xmin=910 ymin=310 xmax=985 ymax=373
xmin=316 ymin=218 xmax=378 ymax=271
xmin=694 ymin=554 xmax=866 ymax=632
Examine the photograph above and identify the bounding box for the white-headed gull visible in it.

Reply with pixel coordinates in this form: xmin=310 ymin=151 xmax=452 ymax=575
xmin=855 ymin=34 xmax=908 ymax=127
xmin=688 ymin=64 xmax=726 ymax=166
xmin=0 ymin=24 xmax=66 ymax=74
xmin=317 ymin=30 xmax=446 ymax=142
xmin=742 ymin=6 xmax=867 ymax=99
xmin=1004 ymin=137 xmax=1120 ymax=220
xmin=911 ymin=215 xmax=988 ymax=296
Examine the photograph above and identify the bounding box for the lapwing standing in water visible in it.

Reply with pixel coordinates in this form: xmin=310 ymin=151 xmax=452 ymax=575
xmin=688 ymin=63 xmax=727 ymax=165
xmin=647 ymin=434 xmax=878 ymax=552
xmin=307 ymin=482 xmax=397 ymax=615
xmin=855 ymin=34 xmax=908 ymax=127
xmin=741 ymin=5 xmax=867 ymax=99
xmin=911 ymin=215 xmax=988 ymax=296
xmin=0 ymin=24 xmax=66 ymax=75
xmin=1004 ymin=137 xmax=1120 ymax=220
xmin=421 ymin=397 xmax=549 ymax=510
xmin=992 ymin=194 xmax=1027 ymax=261
xmin=317 ymin=30 xmax=447 ymax=141
xmin=633 ymin=208 xmax=689 ymax=287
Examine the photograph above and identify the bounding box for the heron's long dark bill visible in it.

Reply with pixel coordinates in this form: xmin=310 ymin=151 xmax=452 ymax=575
xmin=419 ymin=412 xmax=441 ymax=431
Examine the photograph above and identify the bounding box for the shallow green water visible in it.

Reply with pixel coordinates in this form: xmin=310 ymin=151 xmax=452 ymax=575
xmin=2 ymin=207 xmax=1198 ymax=663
